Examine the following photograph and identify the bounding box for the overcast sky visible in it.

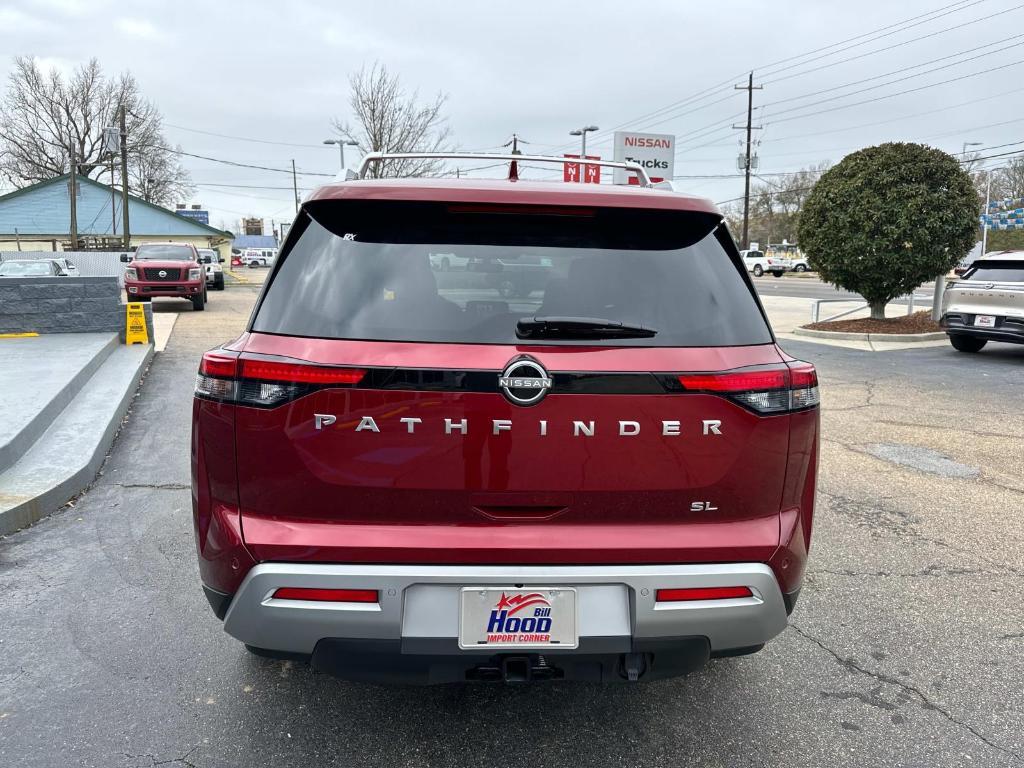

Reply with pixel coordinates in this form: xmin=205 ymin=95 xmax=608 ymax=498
xmin=2 ymin=0 xmax=1022 ymax=231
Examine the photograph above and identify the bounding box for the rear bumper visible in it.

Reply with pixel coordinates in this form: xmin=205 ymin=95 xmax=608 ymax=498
xmin=218 ymin=562 xmax=789 ymax=681
xmin=941 ymin=313 xmax=1024 ymax=344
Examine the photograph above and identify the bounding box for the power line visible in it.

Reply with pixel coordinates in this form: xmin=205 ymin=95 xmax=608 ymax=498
xmin=160 ymin=146 xmax=334 ymax=176
xmin=759 ymin=35 xmax=1024 ymax=117
xmin=615 ymin=18 xmax=1021 ymax=145
xmin=762 ymin=3 xmax=1024 ymax=88
xmin=164 ymin=123 xmax=326 ymax=148
xmin=672 ymin=33 xmax=1024 ymax=156
xmin=675 ymin=53 xmax=1024 ymax=158
xmin=550 ymin=0 xmax=992 ymax=152
xmin=758 ymin=84 xmax=1024 ymax=147
xmin=757 ymin=0 xmax=994 ymax=81
xmin=755 ymin=0 xmax=987 ymax=78
xmin=195 ymin=182 xmax=313 ymax=190
xmin=713 ymin=147 xmax=1024 ymax=206
xmin=764 ymin=56 xmax=1024 ymax=127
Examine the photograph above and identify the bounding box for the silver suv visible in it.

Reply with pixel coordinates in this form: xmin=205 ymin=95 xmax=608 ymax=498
xmin=940 ymin=251 xmax=1024 ymax=352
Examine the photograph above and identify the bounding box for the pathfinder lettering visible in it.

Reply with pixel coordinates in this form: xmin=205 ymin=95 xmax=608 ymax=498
xmin=318 ymin=416 xmax=723 ymax=437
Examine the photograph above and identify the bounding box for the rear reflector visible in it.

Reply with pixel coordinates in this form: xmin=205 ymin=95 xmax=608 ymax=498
xmin=655 ymin=586 xmax=753 ymax=602
xmin=272 ymin=588 xmax=378 ymax=603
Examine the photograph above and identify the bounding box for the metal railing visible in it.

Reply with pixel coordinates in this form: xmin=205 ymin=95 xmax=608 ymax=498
xmin=354 ymin=152 xmax=655 ymax=187
xmin=810 ymin=293 xmax=930 ymax=323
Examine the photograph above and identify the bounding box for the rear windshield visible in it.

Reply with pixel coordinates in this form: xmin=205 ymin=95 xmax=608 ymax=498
xmin=251 ymin=200 xmax=772 ymax=347
xmin=134 ymin=244 xmax=195 ymax=261
xmin=965 ymin=262 xmax=1024 ymax=282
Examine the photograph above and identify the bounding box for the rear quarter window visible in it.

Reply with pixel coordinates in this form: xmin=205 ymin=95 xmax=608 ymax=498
xmin=251 ymin=200 xmax=773 ymax=347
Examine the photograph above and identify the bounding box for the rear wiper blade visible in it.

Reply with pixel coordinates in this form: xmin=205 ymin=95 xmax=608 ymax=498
xmin=515 ymin=316 xmax=657 ymax=339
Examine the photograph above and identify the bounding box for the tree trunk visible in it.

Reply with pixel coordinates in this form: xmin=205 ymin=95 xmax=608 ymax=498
xmin=869 ymin=301 xmax=887 ymax=320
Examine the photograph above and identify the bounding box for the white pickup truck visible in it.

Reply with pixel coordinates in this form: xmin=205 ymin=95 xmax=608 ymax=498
xmin=740 ymin=250 xmax=790 ymax=277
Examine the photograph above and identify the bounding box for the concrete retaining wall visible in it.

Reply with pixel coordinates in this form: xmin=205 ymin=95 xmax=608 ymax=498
xmin=0 ymin=276 xmax=152 ymax=341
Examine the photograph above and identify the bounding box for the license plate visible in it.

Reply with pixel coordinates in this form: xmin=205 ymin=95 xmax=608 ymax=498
xmin=974 ymin=315 xmax=996 ymax=327
xmin=459 ymin=587 xmax=577 ymax=649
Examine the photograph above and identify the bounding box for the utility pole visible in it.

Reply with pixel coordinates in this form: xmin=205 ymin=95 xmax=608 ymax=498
xmin=981 ymin=169 xmax=992 ymax=256
xmin=505 ymin=134 xmax=526 ymax=155
xmin=291 ymin=159 xmax=299 ymax=215
xmin=119 ymin=106 xmax=131 ymax=249
xmin=732 ymin=73 xmax=763 ymax=250
xmin=69 ymin=146 xmax=79 ymax=250
xmin=503 ymin=134 xmax=527 ymax=180
xmin=111 ymin=161 xmax=117 ymax=239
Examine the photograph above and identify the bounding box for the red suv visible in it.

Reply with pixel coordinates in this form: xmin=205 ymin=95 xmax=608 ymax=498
xmin=192 ymin=154 xmax=819 ymax=684
xmin=122 ymin=242 xmax=208 ymax=310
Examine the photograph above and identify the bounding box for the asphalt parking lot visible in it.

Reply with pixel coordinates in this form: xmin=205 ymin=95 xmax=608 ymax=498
xmin=1 ymin=281 xmax=1022 ymax=768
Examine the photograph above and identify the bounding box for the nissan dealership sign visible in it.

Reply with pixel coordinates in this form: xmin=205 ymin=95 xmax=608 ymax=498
xmin=612 ymin=131 xmax=675 ymax=185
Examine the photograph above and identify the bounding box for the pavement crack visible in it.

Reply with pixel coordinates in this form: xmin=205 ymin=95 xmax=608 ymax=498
xmin=816 ymin=489 xmax=1024 ymax=577
xmin=790 ymin=623 xmax=1023 ymax=762
xmin=875 ymin=419 xmax=1022 ymax=440
xmin=113 ymin=483 xmax=190 ymax=491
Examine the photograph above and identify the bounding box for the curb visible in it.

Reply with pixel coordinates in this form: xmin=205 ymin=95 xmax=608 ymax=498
xmin=226 ymin=269 xmax=251 ymax=284
xmin=0 ymin=344 xmax=153 ymax=536
xmin=793 ymin=327 xmax=947 ymax=342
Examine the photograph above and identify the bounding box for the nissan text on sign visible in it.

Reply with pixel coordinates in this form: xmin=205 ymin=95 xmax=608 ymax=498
xmin=613 ymin=131 xmax=675 ymax=185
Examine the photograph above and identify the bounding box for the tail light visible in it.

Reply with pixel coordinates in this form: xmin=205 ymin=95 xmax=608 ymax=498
xmin=674 ymin=361 xmax=819 ymax=414
xmin=196 ymin=351 xmax=366 ymax=408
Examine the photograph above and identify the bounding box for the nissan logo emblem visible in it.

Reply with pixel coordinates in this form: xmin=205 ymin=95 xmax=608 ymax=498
xmin=499 ymin=357 xmax=552 ymax=406
xmin=158 ymin=270 xmax=167 ymax=278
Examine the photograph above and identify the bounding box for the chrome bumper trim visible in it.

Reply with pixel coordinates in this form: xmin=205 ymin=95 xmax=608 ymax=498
xmin=221 ymin=562 xmax=789 ymax=655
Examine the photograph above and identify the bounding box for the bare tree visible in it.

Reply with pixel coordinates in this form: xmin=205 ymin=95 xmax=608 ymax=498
xmin=993 ymin=156 xmax=1024 ymax=201
xmin=331 ymin=62 xmax=451 ymax=178
xmin=129 ymin=143 xmax=193 ymax=204
xmin=0 ymin=56 xmax=192 ymax=206
xmin=725 ymin=163 xmax=830 ymax=247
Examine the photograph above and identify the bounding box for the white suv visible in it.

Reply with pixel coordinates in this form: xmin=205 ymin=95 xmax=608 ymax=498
xmin=940 ymin=251 xmax=1024 ymax=352
xmin=198 ymin=249 xmax=224 ymax=291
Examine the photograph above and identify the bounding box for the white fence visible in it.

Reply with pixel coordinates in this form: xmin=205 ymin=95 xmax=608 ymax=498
xmin=0 ymin=251 xmax=126 ymax=286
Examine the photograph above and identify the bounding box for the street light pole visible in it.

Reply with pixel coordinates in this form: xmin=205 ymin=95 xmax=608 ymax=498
xmin=119 ymin=105 xmax=131 ymax=249
xmin=982 ymin=169 xmax=992 ymax=256
xmin=961 ymin=141 xmax=982 ymax=157
xmin=323 ymin=139 xmax=359 ymax=172
xmin=568 ymin=125 xmax=599 ymax=181
xmin=569 ymin=125 xmax=599 ymax=157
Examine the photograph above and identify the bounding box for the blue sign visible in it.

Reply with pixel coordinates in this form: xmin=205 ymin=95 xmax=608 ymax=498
xmin=176 ymin=209 xmax=210 ymax=225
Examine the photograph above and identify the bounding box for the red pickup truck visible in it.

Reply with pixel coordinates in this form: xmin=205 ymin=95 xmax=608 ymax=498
xmin=122 ymin=243 xmax=209 ymax=311
xmin=192 ymin=153 xmax=819 ymax=684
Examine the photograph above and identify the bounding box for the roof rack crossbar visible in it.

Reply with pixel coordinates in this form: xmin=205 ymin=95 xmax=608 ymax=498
xmin=354 ymin=152 xmax=654 ymax=187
